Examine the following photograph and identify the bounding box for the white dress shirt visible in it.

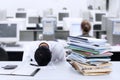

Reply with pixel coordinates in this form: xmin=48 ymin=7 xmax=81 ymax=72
xmin=23 ymin=41 xmax=66 ymax=65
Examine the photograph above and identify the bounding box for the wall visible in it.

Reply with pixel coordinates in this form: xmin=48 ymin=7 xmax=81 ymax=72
xmin=0 ymin=0 xmax=88 ymax=18
xmin=0 ymin=0 xmax=119 ymax=18
xmin=109 ymin=0 xmax=120 ymax=17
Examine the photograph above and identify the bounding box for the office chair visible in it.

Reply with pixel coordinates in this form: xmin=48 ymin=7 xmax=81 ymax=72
xmin=0 ymin=47 xmax=8 ymax=61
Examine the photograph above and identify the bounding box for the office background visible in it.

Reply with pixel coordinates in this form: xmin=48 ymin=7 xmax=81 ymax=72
xmin=0 ymin=0 xmax=120 ymax=61
xmin=0 ymin=0 xmax=119 ymax=18
xmin=0 ymin=0 xmax=120 ymax=79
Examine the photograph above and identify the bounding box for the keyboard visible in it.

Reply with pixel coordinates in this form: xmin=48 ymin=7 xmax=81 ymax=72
xmin=5 ymin=44 xmax=21 ymax=47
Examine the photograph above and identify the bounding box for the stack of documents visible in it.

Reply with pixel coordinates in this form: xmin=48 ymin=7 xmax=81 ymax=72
xmin=67 ymin=36 xmax=113 ymax=76
xmin=70 ymin=61 xmax=112 ymax=76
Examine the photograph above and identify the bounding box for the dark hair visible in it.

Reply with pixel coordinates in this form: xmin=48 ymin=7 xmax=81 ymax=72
xmin=81 ymin=20 xmax=91 ymax=33
xmin=34 ymin=46 xmax=52 ymax=66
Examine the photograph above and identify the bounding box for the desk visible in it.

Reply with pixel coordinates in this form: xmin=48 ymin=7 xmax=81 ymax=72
xmin=3 ymin=42 xmax=25 ymax=61
xmin=0 ymin=61 xmax=120 ymax=80
xmin=3 ymin=41 xmax=120 ymax=61
xmin=110 ymin=46 xmax=120 ymax=61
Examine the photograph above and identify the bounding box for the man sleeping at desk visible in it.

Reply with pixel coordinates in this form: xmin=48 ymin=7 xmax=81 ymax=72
xmin=23 ymin=41 xmax=66 ymax=66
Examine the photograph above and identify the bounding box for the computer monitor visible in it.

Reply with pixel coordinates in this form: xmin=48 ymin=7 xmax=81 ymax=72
xmin=89 ymin=10 xmax=106 ymax=23
xmin=58 ymin=13 xmax=69 ymax=21
xmin=0 ymin=21 xmax=20 ymax=43
xmin=57 ymin=10 xmax=69 ymax=25
xmin=16 ymin=13 xmax=26 ymax=18
xmin=83 ymin=10 xmax=106 ymax=24
xmin=26 ymin=16 xmax=41 ymax=29
xmin=28 ymin=17 xmax=40 ymax=24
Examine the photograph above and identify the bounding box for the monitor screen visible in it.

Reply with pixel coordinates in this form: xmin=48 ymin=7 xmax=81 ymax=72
xmin=0 ymin=23 xmax=19 ymax=43
xmin=70 ymin=23 xmax=81 ymax=36
xmin=95 ymin=13 xmax=105 ymax=21
xmin=113 ymin=21 xmax=120 ymax=35
xmin=58 ymin=13 xmax=69 ymax=21
xmin=0 ymin=24 xmax=17 ymax=37
xmin=28 ymin=17 xmax=39 ymax=24
xmin=16 ymin=13 xmax=26 ymax=18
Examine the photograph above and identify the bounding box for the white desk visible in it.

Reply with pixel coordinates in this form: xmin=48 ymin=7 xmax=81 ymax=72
xmin=110 ymin=45 xmax=120 ymax=52
xmin=0 ymin=61 xmax=120 ymax=80
xmin=2 ymin=41 xmax=120 ymax=61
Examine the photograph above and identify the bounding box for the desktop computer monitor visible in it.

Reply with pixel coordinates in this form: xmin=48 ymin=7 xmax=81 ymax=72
xmin=83 ymin=10 xmax=106 ymax=24
xmin=0 ymin=21 xmax=20 ymax=43
xmin=26 ymin=16 xmax=41 ymax=29
xmin=57 ymin=10 xmax=69 ymax=27
xmin=89 ymin=10 xmax=106 ymax=23
xmin=15 ymin=8 xmax=27 ymax=18
xmin=16 ymin=13 xmax=26 ymax=18
xmin=58 ymin=12 xmax=69 ymax=21
xmin=28 ymin=17 xmax=40 ymax=24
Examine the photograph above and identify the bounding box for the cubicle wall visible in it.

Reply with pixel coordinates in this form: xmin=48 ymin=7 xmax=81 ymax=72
xmin=20 ymin=30 xmax=69 ymax=41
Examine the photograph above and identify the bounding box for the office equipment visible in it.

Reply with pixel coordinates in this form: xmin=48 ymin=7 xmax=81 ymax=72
xmin=27 ymin=16 xmax=41 ymax=29
xmin=0 ymin=9 xmax=7 ymax=21
xmin=42 ymin=17 xmax=56 ymax=40
xmin=43 ymin=8 xmax=53 ymax=17
xmin=0 ymin=21 xmax=20 ymax=44
xmin=57 ymin=10 xmax=70 ymax=27
xmin=58 ymin=12 xmax=69 ymax=22
xmin=83 ymin=10 xmax=106 ymax=23
xmin=26 ymin=9 xmax=40 ymax=29
xmin=7 ymin=18 xmax=26 ymax=30
xmin=64 ymin=18 xmax=93 ymax=36
xmin=107 ymin=18 xmax=120 ymax=45
xmin=90 ymin=10 xmax=106 ymax=24
xmin=16 ymin=13 xmax=26 ymax=18
xmin=15 ymin=8 xmax=27 ymax=19
xmin=83 ymin=10 xmax=107 ymax=38
xmin=63 ymin=18 xmax=82 ymax=36
xmin=102 ymin=15 xmax=115 ymax=31
xmin=83 ymin=10 xmax=107 ymax=31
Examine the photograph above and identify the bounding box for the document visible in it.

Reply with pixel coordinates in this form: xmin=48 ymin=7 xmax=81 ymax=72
xmin=0 ymin=64 xmax=40 ymax=76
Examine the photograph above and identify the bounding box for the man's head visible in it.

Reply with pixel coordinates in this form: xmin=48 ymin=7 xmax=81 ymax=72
xmin=34 ymin=42 xmax=51 ymax=66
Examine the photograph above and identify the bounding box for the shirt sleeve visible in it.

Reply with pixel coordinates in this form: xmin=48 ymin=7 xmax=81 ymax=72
xmin=50 ymin=42 xmax=66 ymax=63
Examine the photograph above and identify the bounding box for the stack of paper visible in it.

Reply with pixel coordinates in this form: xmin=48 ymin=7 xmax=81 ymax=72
xmin=67 ymin=36 xmax=113 ymax=76
xmin=70 ymin=61 xmax=112 ymax=76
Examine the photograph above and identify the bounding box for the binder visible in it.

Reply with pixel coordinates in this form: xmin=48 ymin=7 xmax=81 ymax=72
xmin=0 ymin=64 xmax=40 ymax=76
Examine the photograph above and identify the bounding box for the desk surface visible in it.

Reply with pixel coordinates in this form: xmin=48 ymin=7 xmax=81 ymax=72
xmin=0 ymin=61 xmax=120 ymax=80
xmin=3 ymin=41 xmax=120 ymax=52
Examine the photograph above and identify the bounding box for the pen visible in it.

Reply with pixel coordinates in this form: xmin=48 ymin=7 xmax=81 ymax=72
xmin=30 ymin=63 xmax=39 ymax=67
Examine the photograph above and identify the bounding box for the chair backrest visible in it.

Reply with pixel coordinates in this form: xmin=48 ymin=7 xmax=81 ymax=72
xmin=0 ymin=47 xmax=8 ymax=61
